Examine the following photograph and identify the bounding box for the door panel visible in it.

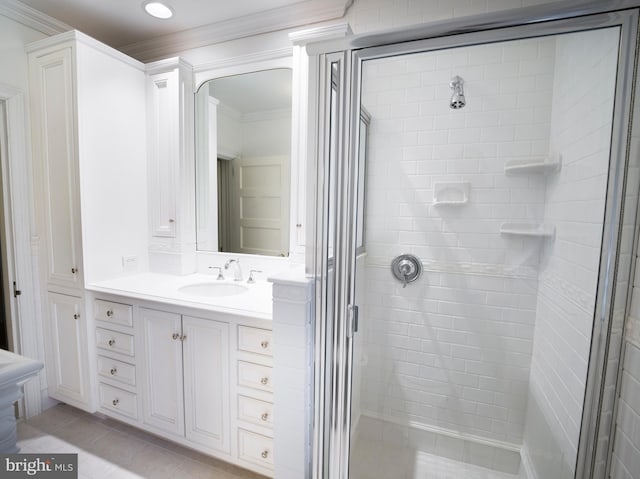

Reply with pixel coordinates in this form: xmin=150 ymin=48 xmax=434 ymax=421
xmin=182 ymin=316 xmax=230 ymax=453
xmin=140 ymin=307 xmax=184 ymax=436
xmin=46 ymin=292 xmax=87 ymax=405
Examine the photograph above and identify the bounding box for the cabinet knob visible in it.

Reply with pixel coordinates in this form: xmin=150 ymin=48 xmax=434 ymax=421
xmin=172 ymin=333 xmax=180 ymax=340
xmin=106 ymin=310 xmax=114 ymax=317
xmin=73 ymin=313 xmax=80 ymax=320
xmin=261 ymin=450 xmax=269 ymax=459
xmin=112 ymin=398 xmax=119 ymax=407
xmin=108 ymin=339 xmax=116 ymax=347
xmin=71 ymin=267 xmax=78 ymax=274
xmin=261 ymin=412 xmax=269 ymax=422
xmin=260 ymin=340 xmax=269 ymax=349
xmin=168 ymin=218 xmax=175 ymax=223
xmin=260 ymin=377 xmax=269 ymax=386
xmin=180 ymin=335 xmax=187 ymax=342
xmin=110 ymin=367 xmax=117 ymax=376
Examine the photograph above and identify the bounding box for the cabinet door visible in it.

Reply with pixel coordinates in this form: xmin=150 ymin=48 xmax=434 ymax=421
xmin=46 ymin=292 xmax=88 ymax=406
xmin=29 ymin=47 xmax=83 ymax=289
xmin=182 ymin=316 xmax=230 ymax=453
xmin=139 ymin=308 xmax=184 ymax=436
xmin=147 ymin=69 xmax=178 ymax=238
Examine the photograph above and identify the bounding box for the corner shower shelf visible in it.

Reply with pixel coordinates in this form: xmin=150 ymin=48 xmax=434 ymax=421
xmin=500 ymin=222 xmax=555 ymax=238
xmin=504 ymin=155 xmax=562 ymax=175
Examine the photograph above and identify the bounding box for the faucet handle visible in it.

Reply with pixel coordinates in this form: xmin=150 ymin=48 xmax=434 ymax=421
xmin=247 ymin=270 xmax=263 ymax=284
xmin=208 ymin=266 xmax=224 ymax=280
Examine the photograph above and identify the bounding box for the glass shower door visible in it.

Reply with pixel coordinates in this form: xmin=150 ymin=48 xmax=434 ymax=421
xmin=314 ymin=8 xmax=640 ymax=479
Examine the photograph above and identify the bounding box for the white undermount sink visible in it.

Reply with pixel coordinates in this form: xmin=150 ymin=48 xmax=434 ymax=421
xmin=177 ymin=282 xmax=249 ymax=297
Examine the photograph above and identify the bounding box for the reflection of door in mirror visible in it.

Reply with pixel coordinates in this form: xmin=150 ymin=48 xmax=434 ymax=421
xmin=195 ymin=69 xmax=292 ymax=257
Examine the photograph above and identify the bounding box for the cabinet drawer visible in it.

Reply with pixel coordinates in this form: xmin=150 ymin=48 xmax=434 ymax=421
xmin=238 ymin=428 xmax=274 ymax=468
xmin=238 ymin=361 xmax=273 ymax=393
xmin=238 ymin=395 xmax=273 ymax=429
xmin=97 ymin=355 xmax=136 ymax=387
xmin=238 ymin=326 xmax=272 ymax=356
xmin=94 ymin=299 xmax=132 ymax=327
xmin=99 ymin=383 xmax=137 ymax=419
xmin=96 ymin=328 xmax=135 ymax=357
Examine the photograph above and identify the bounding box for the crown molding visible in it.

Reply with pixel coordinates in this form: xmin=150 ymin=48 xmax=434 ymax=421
xmin=0 ymin=0 xmax=71 ymax=36
xmin=288 ymin=23 xmax=353 ymax=45
xmin=120 ymin=0 xmax=353 ymax=63
xmin=26 ymin=30 xmax=145 ymax=71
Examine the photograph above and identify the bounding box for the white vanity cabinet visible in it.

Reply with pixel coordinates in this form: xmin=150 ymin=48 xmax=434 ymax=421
xmin=89 ymin=294 xmax=273 ymax=476
xmin=139 ymin=307 xmax=230 ymax=453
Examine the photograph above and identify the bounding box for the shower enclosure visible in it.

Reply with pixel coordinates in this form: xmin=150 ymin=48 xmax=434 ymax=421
xmin=312 ymin=4 xmax=640 ymax=479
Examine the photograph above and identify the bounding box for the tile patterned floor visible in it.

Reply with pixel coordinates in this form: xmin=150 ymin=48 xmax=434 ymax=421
xmin=350 ymin=438 xmax=521 ymax=479
xmin=16 ymin=404 xmax=267 ymax=479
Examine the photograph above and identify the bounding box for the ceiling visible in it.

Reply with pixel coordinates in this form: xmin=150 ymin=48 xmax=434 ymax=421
xmin=17 ymin=0 xmax=351 ymax=51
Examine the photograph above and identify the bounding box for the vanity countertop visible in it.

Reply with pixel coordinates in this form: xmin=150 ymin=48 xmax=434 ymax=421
xmin=86 ymin=272 xmax=273 ymax=320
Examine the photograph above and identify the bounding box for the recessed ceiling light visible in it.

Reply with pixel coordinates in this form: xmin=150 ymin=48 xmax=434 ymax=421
xmin=143 ymin=1 xmax=173 ymax=19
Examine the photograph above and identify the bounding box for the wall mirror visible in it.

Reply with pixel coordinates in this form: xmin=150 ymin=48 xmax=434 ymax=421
xmin=195 ymin=68 xmax=292 ymax=257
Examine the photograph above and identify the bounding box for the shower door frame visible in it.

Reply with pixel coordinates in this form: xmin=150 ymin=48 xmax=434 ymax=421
xmin=311 ymin=3 xmax=640 ymax=479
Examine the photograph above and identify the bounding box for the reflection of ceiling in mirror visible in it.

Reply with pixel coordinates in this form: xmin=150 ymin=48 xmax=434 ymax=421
xmin=208 ymin=70 xmax=292 ymax=115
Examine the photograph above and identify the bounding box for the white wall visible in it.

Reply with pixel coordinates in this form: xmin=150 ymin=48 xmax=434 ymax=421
xmin=521 ymin=29 xmax=619 ymax=479
xmin=76 ymin=40 xmax=149 ymax=283
xmin=0 ymin=16 xmax=48 ymax=89
xmin=358 ymin=36 xmax=555 ymax=446
xmin=241 ymin=110 xmax=291 ymax=159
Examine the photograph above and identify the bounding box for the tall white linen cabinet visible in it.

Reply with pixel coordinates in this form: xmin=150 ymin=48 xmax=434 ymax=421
xmin=27 ymin=31 xmax=148 ymax=411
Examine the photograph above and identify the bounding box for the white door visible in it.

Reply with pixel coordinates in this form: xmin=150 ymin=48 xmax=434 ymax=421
xmin=139 ymin=307 xmax=184 ymax=436
xmin=230 ymin=156 xmax=290 ymax=256
xmin=46 ymin=292 xmax=87 ymax=407
xmin=182 ymin=316 xmax=230 ymax=453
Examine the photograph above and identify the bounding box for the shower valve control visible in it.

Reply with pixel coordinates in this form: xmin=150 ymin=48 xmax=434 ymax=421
xmin=391 ymin=254 xmax=423 ymax=288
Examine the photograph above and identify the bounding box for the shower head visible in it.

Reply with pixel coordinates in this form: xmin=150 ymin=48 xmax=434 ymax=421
xmin=449 ymin=75 xmax=466 ymax=109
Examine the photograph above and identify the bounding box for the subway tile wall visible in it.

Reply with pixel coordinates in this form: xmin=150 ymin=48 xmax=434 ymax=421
xmin=357 ymin=36 xmax=556 ymax=446
xmin=355 ymin=26 xmax=619 ymax=471
xmin=520 ymin=29 xmax=619 ymax=479
xmin=611 ymin=342 xmax=640 ymax=479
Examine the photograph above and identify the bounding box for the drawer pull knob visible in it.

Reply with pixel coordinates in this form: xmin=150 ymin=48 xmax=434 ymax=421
xmin=261 ymin=450 xmax=269 ymax=459
xmin=172 ymin=333 xmax=180 ymax=340
xmin=260 ymin=340 xmax=269 ymax=349
xmin=112 ymin=398 xmax=119 ymax=406
xmin=73 ymin=314 xmax=80 ymax=320
xmin=108 ymin=339 xmax=116 ymax=347
xmin=110 ymin=368 xmax=117 ymax=376
xmin=106 ymin=310 xmax=114 ymax=317
xmin=180 ymin=335 xmax=187 ymax=342
xmin=260 ymin=377 xmax=269 ymax=386
xmin=71 ymin=267 xmax=78 ymax=274
xmin=261 ymin=413 xmax=269 ymax=421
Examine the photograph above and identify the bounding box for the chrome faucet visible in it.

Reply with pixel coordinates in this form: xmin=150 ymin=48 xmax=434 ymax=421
xmin=208 ymin=266 xmax=224 ymax=280
xmin=224 ymin=259 xmax=243 ymax=281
